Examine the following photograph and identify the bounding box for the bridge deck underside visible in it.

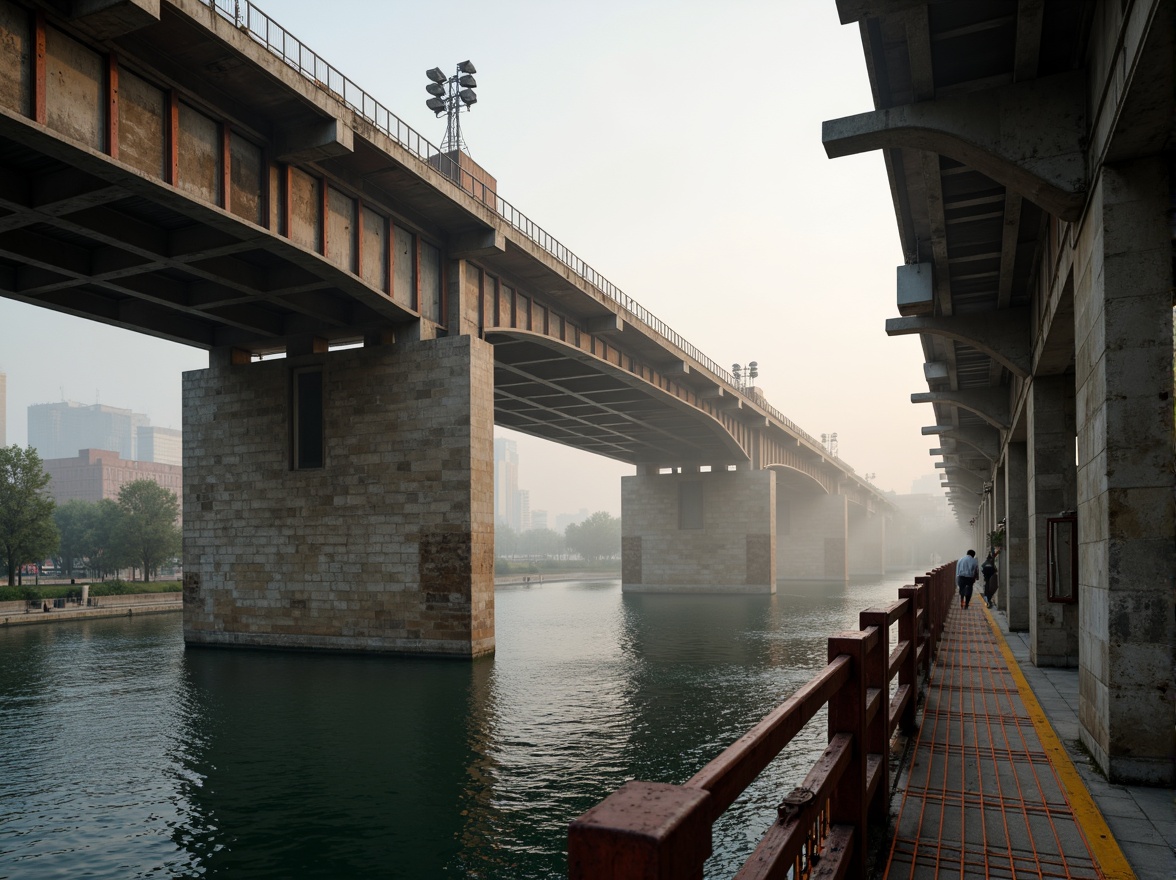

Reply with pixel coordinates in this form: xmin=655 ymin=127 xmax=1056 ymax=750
xmin=0 ymin=129 xmax=409 ymax=351
xmin=490 ymin=333 xmax=740 ymax=465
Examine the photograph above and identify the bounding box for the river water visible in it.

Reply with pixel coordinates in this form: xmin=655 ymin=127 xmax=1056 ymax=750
xmin=0 ymin=574 xmax=920 ymax=879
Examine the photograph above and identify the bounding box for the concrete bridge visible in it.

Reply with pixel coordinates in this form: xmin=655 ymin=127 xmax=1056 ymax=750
xmin=0 ymin=0 xmax=896 ymax=657
xmin=823 ymin=0 xmax=1174 ymax=785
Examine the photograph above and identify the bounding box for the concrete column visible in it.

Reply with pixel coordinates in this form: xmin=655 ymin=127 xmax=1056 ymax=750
xmin=1003 ymin=441 xmax=1029 ymax=630
xmin=1027 ymin=374 xmax=1079 ymax=666
xmin=1074 ymin=158 xmax=1175 ymax=784
xmin=848 ymin=508 xmax=885 ymax=577
xmin=181 ymin=335 xmax=496 ymax=657
xmin=621 ymin=469 xmax=775 ymax=593
xmin=777 ymin=491 xmax=848 ymax=582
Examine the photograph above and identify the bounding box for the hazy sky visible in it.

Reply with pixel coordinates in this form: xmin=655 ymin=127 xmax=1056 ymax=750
xmin=0 ymin=0 xmax=942 ymax=518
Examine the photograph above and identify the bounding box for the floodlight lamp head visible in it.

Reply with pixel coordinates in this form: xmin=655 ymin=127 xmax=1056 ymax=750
xmin=426 ymin=67 xmax=446 ymax=83
xmin=457 ymin=60 xmax=476 ymax=74
xmin=458 ymin=74 xmax=477 ymax=88
xmin=748 ymin=361 xmax=758 ymax=379
xmin=459 ymin=89 xmax=477 ymax=106
xmin=426 ymin=97 xmax=447 ymax=114
xmin=425 ymin=82 xmax=446 ymax=97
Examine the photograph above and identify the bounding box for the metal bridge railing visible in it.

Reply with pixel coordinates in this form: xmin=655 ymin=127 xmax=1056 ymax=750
xmin=206 ymin=0 xmax=840 ymax=460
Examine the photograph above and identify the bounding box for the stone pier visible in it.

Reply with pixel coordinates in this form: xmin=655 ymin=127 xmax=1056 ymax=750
xmin=621 ymin=469 xmax=775 ymax=593
xmin=182 ymin=336 xmax=496 ymax=657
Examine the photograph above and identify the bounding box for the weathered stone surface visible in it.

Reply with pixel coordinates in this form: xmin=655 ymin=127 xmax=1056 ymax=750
xmin=182 ymin=336 xmax=494 ymax=657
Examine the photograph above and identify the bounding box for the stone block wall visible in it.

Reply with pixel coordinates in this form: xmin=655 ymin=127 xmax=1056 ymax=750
xmin=1071 ymin=158 xmax=1175 ymax=783
xmin=848 ymin=508 xmax=885 ymax=577
xmin=621 ymin=469 xmax=775 ymax=593
xmin=777 ymin=492 xmax=847 ymax=581
xmin=182 ymin=335 xmax=495 ymax=657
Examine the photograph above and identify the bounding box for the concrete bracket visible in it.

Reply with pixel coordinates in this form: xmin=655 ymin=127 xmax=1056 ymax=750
xmin=69 ymin=0 xmax=160 ymax=39
xmin=276 ymin=119 xmax=354 ymax=163
xmin=586 ymin=314 xmax=624 ymax=336
xmin=923 ymin=361 xmax=950 ymax=382
xmin=449 ymin=228 xmax=505 ymax=258
xmin=923 ymin=425 xmax=1000 ymax=461
xmin=886 ymin=309 xmax=1031 ymax=378
xmin=910 ymin=389 xmax=1010 ymax=429
xmin=823 ymin=72 xmax=1087 ymax=220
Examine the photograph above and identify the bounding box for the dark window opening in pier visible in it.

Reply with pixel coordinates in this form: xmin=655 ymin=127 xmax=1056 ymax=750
xmin=679 ymin=481 xmax=703 ymax=530
xmin=293 ymin=368 xmax=324 ymax=469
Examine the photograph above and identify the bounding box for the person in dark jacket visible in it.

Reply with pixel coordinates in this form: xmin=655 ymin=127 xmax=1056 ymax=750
xmin=981 ymin=551 xmax=999 ymax=608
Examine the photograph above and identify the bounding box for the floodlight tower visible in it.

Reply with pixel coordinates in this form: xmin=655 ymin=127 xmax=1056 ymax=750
xmin=424 ymin=60 xmax=478 ymax=154
xmin=731 ymin=361 xmax=758 ymax=391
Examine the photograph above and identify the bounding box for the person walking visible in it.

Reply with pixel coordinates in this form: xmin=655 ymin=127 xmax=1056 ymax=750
xmin=981 ymin=551 xmax=999 ymax=608
xmin=956 ymin=549 xmax=980 ymax=609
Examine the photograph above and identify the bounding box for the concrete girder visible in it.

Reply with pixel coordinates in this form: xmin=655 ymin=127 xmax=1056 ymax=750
xmin=910 ymin=389 xmax=1010 ymax=430
xmin=823 ymin=72 xmax=1086 ymax=220
xmin=886 ymin=309 xmax=1031 ymax=378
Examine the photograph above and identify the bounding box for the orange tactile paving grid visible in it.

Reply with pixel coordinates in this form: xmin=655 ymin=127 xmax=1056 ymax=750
xmin=883 ymin=604 xmax=1120 ymax=880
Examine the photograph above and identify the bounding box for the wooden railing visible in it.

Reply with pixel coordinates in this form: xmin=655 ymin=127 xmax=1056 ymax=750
xmin=568 ymin=564 xmax=957 ymax=879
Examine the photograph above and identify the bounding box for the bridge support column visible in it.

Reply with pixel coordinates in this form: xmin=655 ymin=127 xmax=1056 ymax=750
xmin=621 ymin=469 xmax=775 ymax=593
xmin=777 ymin=493 xmax=848 ymax=582
xmin=848 ymin=509 xmax=885 ymax=578
xmin=1003 ymin=441 xmax=1029 ymax=630
xmin=1074 ymin=158 xmax=1175 ymax=784
xmin=181 ymin=335 xmax=495 ymax=657
xmin=1027 ymin=374 xmax=1079 ymax=667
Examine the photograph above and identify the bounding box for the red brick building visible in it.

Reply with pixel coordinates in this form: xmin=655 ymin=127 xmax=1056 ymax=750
xmin=43 ymin=449 xmax=182 ymax=505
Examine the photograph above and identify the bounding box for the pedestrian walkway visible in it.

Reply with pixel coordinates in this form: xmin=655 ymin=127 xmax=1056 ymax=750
xmin=998 ymin=619 xmax=1176 ymax=880
xmin=883 ymin=601 xmax=1140 ymax=879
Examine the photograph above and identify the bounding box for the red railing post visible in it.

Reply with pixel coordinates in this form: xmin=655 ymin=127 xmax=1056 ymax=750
xmin=858 ymin=610 xmax=890 ymax=827
xmin=568 ymin=781 xmax=712 ymax=880
xmin=897 ymin=586 xmax=920 ymax=733
xmin=914 ymin=575 xmax=936 ymax=659
xmin=827 ymin=629 xmax=872 ymax=879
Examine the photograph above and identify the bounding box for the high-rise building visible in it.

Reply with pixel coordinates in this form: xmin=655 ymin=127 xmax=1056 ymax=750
xmin=531 ymin=510 xmax=548 ymax=532
xmin=137 ymin=425 xmax=182 ymax=466
xmin=0 ymin=371 xmax=6 ymax=446
xmin=29 ymin=401 xmax=143 ymax=460
xmin=518 ymin=489 xmax=531 ymax=532
xmin=494 ymin=438 xmax=521 ymax=531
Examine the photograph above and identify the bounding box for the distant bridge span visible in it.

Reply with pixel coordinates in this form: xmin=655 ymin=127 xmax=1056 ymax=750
xmin=0 ymin=0 xmax=897 ymax=656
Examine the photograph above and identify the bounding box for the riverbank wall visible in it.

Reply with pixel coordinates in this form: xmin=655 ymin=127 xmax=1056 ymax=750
xmin=0 ymin=593 xmax=182 ymax=627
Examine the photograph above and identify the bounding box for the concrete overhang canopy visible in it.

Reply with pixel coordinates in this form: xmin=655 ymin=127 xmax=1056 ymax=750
xmin=822 ymin=72 xmax=1087 ymax=221
xmin=886 ymin=310 xmax=1031 ymax=378
xmin=910 ymin=389 xmax=1010 ymax=430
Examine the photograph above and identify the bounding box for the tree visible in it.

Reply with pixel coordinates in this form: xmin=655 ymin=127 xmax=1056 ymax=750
xmin=0 ymin=445 xmax=60 ymax=586
xmin=114 ymin=480 xmax=180 ymax=582
xmin=519 ymin=527 xmax=565 ymax=560
xmin=90 ymin=498 xmax=128 ymax=579
xmin=564 ymin=511 xmax=621 ymax=564
xmin=54 ymin=499 xmax=94 ymax=577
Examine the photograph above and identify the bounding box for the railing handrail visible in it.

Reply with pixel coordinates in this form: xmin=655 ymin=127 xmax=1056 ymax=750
xmin=568 ymin=565 xmax=958 ymax=878
xmin=202 ymin=0 xmax=849 ymax=461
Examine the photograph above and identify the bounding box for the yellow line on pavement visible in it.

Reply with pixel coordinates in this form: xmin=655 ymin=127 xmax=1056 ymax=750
xmin=982 ymin=605 xmax=1137 ymax=880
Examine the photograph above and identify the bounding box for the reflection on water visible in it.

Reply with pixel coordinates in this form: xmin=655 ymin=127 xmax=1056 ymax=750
xmin=0 ymin=575 xmax=919 ymax=878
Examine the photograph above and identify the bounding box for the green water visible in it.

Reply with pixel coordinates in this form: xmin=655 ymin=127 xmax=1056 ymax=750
xmin=0 ymin=575 xmax=918 ymax=878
